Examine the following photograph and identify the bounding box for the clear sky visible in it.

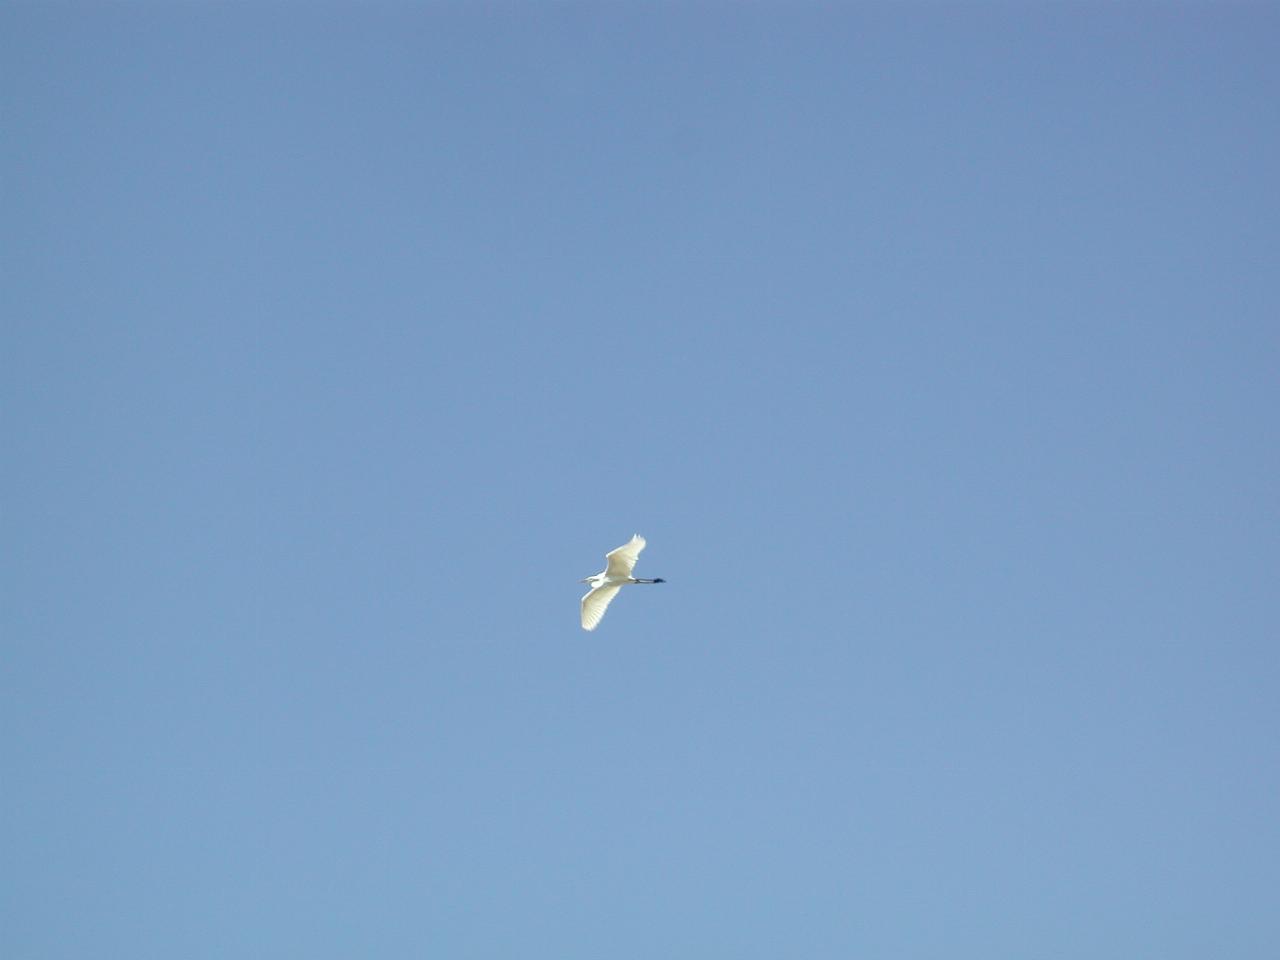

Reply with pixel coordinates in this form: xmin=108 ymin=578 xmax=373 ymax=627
xmin=4 ymin=3 xmax=1278 ymax=957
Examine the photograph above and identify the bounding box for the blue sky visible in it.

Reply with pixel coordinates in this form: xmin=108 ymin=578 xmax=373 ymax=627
xmin=4 ymin=3 xmax=1278 ymax=956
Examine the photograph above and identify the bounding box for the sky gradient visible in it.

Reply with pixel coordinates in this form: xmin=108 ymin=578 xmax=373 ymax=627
xmin=4 ymin=4 xmax=1278 ymax=957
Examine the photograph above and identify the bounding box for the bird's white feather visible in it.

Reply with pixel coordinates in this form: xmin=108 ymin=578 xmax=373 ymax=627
xmin=580 ymin=584 xmax=622 ymax=631
xmin=603 ymin=534 xmax=646 ymax=579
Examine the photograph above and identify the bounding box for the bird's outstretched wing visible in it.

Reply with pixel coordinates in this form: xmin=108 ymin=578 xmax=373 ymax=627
xmin=604 ymin=534 xmax=646 ymax=579
xmin=581 ymin=584 xmax=622 ymax=631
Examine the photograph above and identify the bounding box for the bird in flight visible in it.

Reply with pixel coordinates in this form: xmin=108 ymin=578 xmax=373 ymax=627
xmin=580 ymin=534 xmax=665 ymax=631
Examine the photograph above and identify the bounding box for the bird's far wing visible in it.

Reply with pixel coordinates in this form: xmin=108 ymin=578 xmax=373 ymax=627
xmin=604 ymin=534 xmax=646 ymax=578
xmin=581 ymin=584 xmax=622 ymax=631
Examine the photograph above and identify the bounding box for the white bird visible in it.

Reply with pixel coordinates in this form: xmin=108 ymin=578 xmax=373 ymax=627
xmin=579 ymin=534 xmax=665 ymax=631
